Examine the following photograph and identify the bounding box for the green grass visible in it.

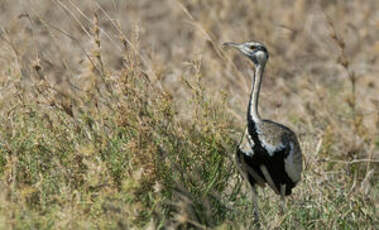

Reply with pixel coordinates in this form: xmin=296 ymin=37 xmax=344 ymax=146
xmin=0 ymin=63 xmax=376 ymax=229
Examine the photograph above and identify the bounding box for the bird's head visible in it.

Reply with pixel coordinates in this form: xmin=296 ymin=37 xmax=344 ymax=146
xmin=223 ymin=41 xmax=269 ymax=66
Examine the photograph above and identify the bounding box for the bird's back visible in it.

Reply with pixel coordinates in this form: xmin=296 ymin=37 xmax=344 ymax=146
xmin=237 ymin=119 xmax=303 ymax=195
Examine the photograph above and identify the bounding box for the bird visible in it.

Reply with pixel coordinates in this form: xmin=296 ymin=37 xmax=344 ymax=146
xmin=224 ymin=41 xmax=303 ymax=222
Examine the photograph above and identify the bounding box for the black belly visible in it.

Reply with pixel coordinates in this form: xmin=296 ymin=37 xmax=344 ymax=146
xmin=236 ymin=147 xmax=296 ymax=196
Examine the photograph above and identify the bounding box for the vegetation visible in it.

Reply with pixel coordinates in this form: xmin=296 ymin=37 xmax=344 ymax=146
xmin=0 ymin=0 xmax=377 ymax=229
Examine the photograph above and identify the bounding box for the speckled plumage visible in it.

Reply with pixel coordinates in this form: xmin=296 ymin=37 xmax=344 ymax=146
xmin=237 ymin=119 xmax=302 ymax=195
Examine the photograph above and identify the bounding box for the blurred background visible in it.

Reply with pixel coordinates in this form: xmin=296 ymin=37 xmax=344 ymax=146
xmin=1 ymin=0 xmax=378 ymax=121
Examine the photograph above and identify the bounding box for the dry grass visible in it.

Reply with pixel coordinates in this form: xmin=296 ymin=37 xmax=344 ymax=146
xmin=0 ymin=0 xmax=378 ymax=229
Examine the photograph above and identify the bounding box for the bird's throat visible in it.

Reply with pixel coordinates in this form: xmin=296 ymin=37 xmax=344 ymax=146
xmin=249 ymin=64 xmax=264 ymax=123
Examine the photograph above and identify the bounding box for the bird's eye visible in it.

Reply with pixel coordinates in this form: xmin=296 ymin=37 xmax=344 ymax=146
xmin=249 ymin=45 xmax=256 ymax=50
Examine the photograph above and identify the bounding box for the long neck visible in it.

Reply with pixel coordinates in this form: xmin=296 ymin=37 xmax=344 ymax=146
xmin=248 ymin=64 xmax=265 ymax=123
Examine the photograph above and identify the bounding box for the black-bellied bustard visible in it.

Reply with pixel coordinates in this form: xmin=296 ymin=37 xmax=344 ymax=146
xmin=224 ymin=41 xmax=303 ymax=222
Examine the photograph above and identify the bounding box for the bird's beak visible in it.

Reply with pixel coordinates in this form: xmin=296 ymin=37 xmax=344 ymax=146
xmin=223 ymin=42 xmax=241 ymax=49
xmin=223 ymin=42 xmax=251 ymax=57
